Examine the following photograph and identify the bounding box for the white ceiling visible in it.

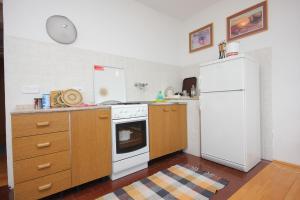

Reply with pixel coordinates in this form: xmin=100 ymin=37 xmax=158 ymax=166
xmin=136 ymin=0 xmax=222 ymax=20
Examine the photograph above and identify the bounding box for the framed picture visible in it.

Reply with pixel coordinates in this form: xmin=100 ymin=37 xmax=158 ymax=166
xmin=227 ymin=1 xmax=268 ymax=41
xmin=189 ymin=23 xmax=213 ymax=53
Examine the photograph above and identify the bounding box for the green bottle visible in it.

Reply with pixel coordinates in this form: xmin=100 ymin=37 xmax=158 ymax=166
xmin=156 ymin=91 xmax=164 ymax=101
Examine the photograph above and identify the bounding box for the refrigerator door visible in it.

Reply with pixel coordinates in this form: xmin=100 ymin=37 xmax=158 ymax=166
xmin=200 ymin=91 xmax=245 ymax=165
xmin=200 ymin=58 xmax=244 ymax=93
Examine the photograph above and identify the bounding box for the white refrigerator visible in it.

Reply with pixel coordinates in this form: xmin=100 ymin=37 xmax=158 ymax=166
xmin=199 ymin=55 xmax=261 ymax=172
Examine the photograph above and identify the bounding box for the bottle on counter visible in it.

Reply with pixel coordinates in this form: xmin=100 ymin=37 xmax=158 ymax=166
xmin=156 ymin=91 xmax=164 ymax=101
xmin=191 ymin=84 xmax=196 ymax=97
xmin=34 ymin=98 xmax=43 ymax=109
xmin=42 ymin=93 xmax=51 ymax=109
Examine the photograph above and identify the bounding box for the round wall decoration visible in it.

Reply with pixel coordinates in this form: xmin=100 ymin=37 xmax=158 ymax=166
xmin=46 ymin=15 xmax=77 ymax=44
xmin=61 ymin=89 xmax=83 ymax=107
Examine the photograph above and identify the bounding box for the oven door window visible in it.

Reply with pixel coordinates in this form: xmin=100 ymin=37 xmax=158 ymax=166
xmin=116 ymin=120 xmax=147 ymax=154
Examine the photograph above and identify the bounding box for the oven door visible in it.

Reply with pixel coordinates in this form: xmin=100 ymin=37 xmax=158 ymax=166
xmin=112 ymin=117 xmax=149 ymax=162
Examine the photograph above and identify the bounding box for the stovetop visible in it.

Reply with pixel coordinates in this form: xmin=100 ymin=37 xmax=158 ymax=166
xmin=115 ymin=102 xmax=142 ymax=105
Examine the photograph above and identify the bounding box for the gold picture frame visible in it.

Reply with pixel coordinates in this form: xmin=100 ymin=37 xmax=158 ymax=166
xmin=189 ymin=23 xmax=213 ymax=53
xmin=227 ymin=1 xmax=268 ymax=41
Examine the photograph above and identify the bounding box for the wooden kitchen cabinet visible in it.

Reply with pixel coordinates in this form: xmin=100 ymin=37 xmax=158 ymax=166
xmin=71 ymin=109 xmax=112 ymax=186
xmin=149 ymin=104 xmax=187 ymax=160
xmin=12 ymin=112 xmax=71 ymax=200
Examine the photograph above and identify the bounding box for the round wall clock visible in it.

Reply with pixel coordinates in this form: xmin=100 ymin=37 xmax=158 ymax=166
xmin=46 ymin=15 xmax=77 ymax=44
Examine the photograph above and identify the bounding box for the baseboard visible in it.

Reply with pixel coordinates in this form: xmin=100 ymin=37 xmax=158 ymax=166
xmin=273 ymin=160 xmax=300 ymax=170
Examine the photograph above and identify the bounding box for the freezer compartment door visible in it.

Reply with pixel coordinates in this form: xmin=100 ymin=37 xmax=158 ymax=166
xmin=200 ymin=91 xmax=245 ymax=165
xmin=199 ymin=59 xmax=244 ymax=92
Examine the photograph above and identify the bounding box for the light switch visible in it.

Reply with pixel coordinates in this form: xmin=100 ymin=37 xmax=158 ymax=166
xmin=22 ymin=85 xmax=40 ymax=94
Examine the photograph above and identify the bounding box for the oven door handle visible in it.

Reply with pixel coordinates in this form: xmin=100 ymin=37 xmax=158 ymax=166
xmin=112 ymin=117 xmax=148 ymax=124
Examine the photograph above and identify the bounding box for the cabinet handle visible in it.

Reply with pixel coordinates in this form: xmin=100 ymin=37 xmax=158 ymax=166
xmin=171 ymin=109 xmax=177 ymax=111
xmin=38 ymin=183 xmax=52 ymax=191
xmin=99 ymin=115 xmax=109 ymax=119
xmin=36 ymin=121 xmax=50 ymax=127
xmin=36 ymin=142 xmax=51 ymax=148
xmin=163 ymin=108 xmax=170 ymax=112
xmin=37 ymin=163 xmax=51 ymax=170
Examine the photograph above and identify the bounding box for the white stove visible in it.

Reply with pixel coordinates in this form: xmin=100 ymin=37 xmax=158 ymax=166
xmin=93 ymin=65 xmax=149 ymax=180
xmin=110 ymin=103 xmax=149 ymax=180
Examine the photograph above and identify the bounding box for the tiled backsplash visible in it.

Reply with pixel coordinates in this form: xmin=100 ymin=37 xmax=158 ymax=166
xmin=5 ymin=36 xmax=181 ymax=108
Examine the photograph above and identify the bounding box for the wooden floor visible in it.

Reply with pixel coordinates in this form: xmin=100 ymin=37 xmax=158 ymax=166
xmin=229 ymin=161 xmax=300 ymax=200
xmin=0 ymin=152 xmax=269 ymax=200
xmin=0 ymin=154 xmax=7 ymax=187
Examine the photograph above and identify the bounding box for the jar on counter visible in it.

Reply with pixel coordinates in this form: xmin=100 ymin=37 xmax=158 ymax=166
xmin=42 ymin=93 xmax=50 ymax=109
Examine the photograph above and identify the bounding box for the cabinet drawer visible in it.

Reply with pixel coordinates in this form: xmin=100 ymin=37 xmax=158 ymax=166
xmin=13 ymin=132 xmax=69 ymax=161
xmin=14 ymin=170 xmax=71 ymax=200
xmin=14 ymin=151 xmax=70 ymax=183
xmin=12 ymin=112 xmax=69 ymax=137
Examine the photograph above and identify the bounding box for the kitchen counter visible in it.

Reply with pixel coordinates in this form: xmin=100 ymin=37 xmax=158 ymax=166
xmin=11 ymin=105 xmax=111 ymax=115
xmin=133 ymin=101 xmax=187 ymax=106
xmin=165 ymin=97 xmax=199 ymax=100
xmin=11 ymin=101 xmax=186 ymax=115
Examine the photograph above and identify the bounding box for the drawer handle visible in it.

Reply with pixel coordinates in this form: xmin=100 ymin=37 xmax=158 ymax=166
xmin=38 ymin=183 xmax=52 ymax=191
xmin=171 ymin=109 xmax=177 ymax=111
xmin=163 ymin=108 xmax=170 ymax=112
xmin=36 ymin=142 xmax=51 ymax=148
xmin=99 ymin=115 xmax=109 ymax=119
xmin=36 ymin=121 xmax=50 ymax=127
xmin=37 ymin=162 xmax=51 ymax=170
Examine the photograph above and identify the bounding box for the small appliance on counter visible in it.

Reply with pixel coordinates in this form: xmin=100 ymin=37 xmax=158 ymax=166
xmin=182 ymin=77 xmax=197 ymax=97
xmin=164 ymin=86 xmax=175 ymax=98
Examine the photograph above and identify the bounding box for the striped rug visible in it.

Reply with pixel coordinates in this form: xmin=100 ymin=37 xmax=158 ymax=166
xmin=97 ymin=164 xmax=228 ymax=200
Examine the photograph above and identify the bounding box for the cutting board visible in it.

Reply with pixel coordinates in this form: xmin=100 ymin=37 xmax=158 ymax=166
xmin=93 ymin=65 xmax=126 ymax=104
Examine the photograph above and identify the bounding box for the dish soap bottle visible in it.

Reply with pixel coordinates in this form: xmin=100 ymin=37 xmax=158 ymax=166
xmin=156 ymin=91 xmax=164 ymax=102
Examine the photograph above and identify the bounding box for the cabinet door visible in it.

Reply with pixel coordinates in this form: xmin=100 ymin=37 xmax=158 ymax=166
xmin=177 ymin=105 xmax=187 ymax=150
xmin=169 ymin=105 xmax=179 ymax=153
xmin=149 ymin=105 xmax=187 ymax=160
xmin=149 ymin=106 xmax=169 ymax=159
xmin=169 ymin=105 xmax=187 ymax=152
xmin=71 ymin=109 xmax=112 ymax=186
